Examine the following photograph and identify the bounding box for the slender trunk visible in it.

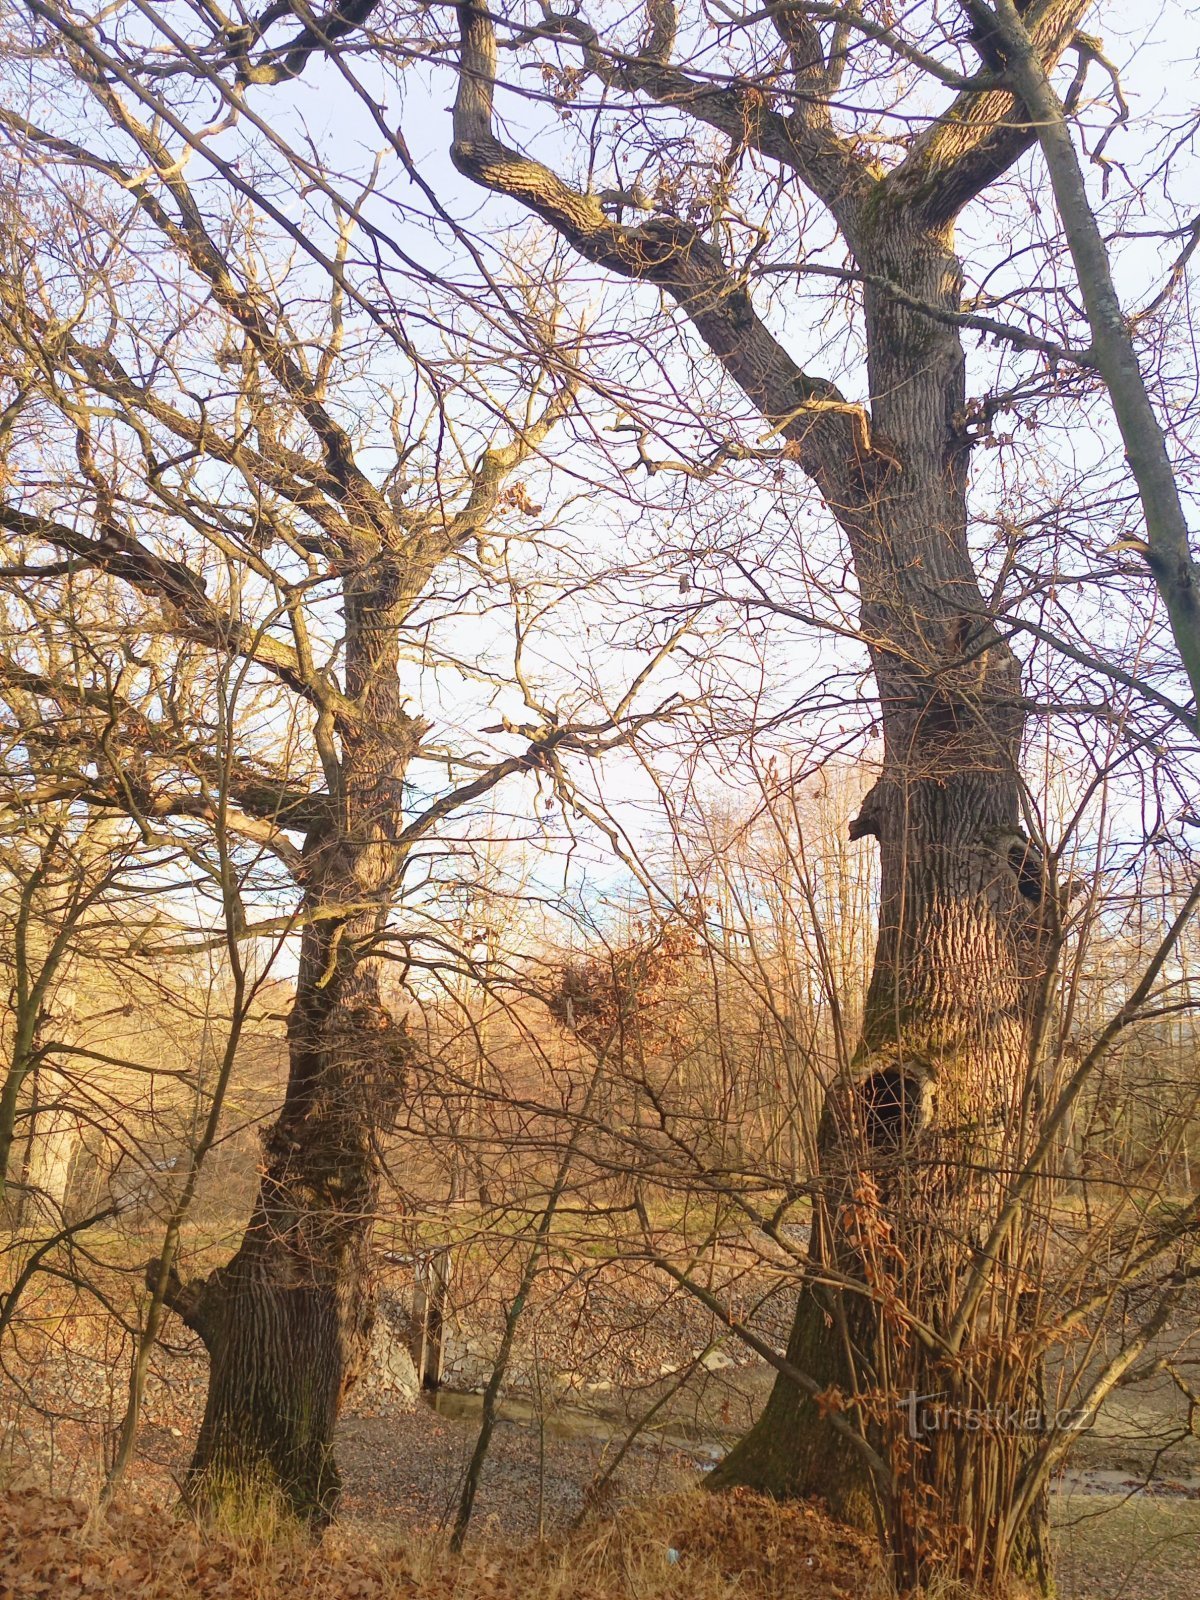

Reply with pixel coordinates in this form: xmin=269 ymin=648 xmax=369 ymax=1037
xmin=16 ymin=1064 xmax=79 ymax=1225
xmin=452 ymin=1043 xmax=606 ymax=1549
xmin=107 ymin=874 xmax=251 ymax=1505
xmin=991 ymin=0 xmax=1200 ymax=718
xmin=0 ymin=871 xmax=36 ymax=1207
xmin=0 ymin=1016 xmax=40 ymax=1208
xmin=714 ymin=215 xmax=1056 ymax=1590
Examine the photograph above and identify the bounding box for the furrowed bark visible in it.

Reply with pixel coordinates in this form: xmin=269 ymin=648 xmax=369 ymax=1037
xmin=173 ymin=541 xmax=420 ymax=1520
xmin=711 ymin=196 xmax=1056 ymax=1589
xmin=445 ymin=1 xmax=1089 ymax=1583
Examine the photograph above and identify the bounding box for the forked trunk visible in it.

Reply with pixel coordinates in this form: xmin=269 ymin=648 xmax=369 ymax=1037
xmin=714 ymin=216 xmax=1058 ymax=1591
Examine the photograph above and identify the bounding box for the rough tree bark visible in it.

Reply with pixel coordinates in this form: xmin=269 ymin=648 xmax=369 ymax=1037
xmin=445 ymin=0 xmax=1091 ymax=1584
xmin=709 ymin=204 xmax=1055 ymax=1584
xmin=154 ymin=565 xmax=420 ymax=1521
xmin=139 ymin=468 xmax=569 ymax=1518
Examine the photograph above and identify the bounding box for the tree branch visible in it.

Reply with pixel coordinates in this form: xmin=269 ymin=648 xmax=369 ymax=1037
xmin=531 ymin=0 xmax=875 ymax=217
xmin=0 ymin=502 xmax=352 ymax=718
xmin=450 ymin=0 xmax=883 ymax=504
xmin=886 ymin=0 xmax=1092 ymax=225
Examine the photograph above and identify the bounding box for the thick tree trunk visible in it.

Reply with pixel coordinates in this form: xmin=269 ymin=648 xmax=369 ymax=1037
xmin=174 ymin=939 xmax=409 ymax=1521
xmin=714 ymin=215 xmax=1056 ymax=1590
xmin=155 ymin=569 xmax=417 ymax=1523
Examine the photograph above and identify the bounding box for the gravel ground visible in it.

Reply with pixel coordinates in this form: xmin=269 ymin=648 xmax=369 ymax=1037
xmin=337 ymin=1405 xmax=701 ymax=1541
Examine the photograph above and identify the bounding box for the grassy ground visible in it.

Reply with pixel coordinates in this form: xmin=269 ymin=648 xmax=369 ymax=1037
xmin=1053 ymin=1493 xmax=1200 ymax=1600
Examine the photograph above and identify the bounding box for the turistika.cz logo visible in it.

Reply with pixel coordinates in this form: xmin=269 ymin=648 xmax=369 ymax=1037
xmin=898 ymin=1392 xmax=1094 ymax=1438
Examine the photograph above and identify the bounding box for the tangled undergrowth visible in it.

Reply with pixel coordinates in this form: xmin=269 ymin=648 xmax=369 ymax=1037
xmin=0 ymin=1483 xmax=878 ymax=1600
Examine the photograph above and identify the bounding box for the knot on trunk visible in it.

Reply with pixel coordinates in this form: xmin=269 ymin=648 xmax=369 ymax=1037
xmin=848 ymin=778 xmax=887 ymax=841
xmin=326 ymin=1000 xmax=413 ymax=1104
xmin=144 ymin=1257 xmax=225 ymax=1351
xmin=985 ymin=827 xmax=1048 ymax=905
xmin=825 ymin=1058 xmax=934 ymax=1161
xmin=858 ymin=1066 xmax=924 ymax=1147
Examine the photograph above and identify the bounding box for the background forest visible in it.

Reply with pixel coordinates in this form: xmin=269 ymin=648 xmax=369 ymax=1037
xmin=2 ymin=0 xmax=1200 ymax=1596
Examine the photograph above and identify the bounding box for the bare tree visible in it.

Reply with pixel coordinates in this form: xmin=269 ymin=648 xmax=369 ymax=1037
xmin=0 ymin=24 xmax=653 ymax=1517
xmin=436 ymin=4 xmax=1200 ymax=1586
xmin=6 ymin=1 xmax=1200 ymax=1587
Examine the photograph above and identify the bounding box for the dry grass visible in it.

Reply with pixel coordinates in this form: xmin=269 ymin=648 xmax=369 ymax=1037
xmin=0 ymin=1484 xmax=880 ymax=1600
